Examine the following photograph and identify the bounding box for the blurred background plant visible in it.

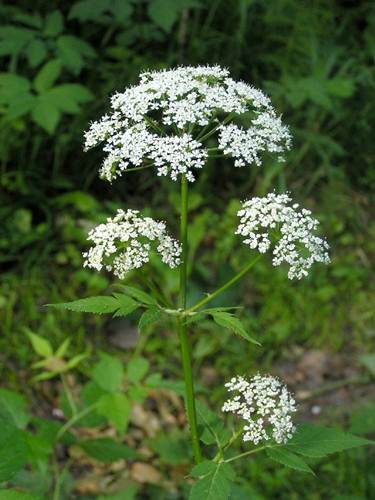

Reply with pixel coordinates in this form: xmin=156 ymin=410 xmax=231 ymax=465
xmin=0 ymin=0 xmax=374 ymax=498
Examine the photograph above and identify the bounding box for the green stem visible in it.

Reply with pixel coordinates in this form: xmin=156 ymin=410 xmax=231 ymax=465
xmin=225 ymin=444 xmax=270 ymax=463
xmin=188 ymin=254 xmax=262 ymax=313
xmin=213 ymin=427 xmax=244 ymax=462
xmin=56 ymin=404 xmax=98 ymax=441
xmin=178 ymin=175 xmax=202 ymax=464
xmin=61 ymin=374 xmax=77 ymax=417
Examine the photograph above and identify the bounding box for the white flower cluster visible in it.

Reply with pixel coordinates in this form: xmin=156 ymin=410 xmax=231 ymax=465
xmin=84 ymin=65 xmax=291 ymax=182
xmin=236 ymin=192 xmax=330 ymax=279
xmin=222 ymin=374 xmax=297 ymax=445
xmin=83 ymin=209 xmax=181 ymax=279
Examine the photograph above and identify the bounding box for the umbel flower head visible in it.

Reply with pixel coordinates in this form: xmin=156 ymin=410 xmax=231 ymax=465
xmin=236 ymin=192 xmax=330 ymax=279
xmin=84 ymin=65 xmax=291 ymax=183
xmin=222 ymin=374 xmax=297 ymax=445
xmin=83 ymin=209 xmax=181 ymax=279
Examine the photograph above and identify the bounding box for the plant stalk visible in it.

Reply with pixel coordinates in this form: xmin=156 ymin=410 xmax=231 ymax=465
xmin=178 ymin=175 xmax=202 ymax=464
xmin=188 ymin=254 xmax=262 ymax=313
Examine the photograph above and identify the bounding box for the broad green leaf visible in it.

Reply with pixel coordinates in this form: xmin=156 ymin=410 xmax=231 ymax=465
xmin=112 ymin=293 xmax=140 ymax=317
xmin=287 ymin=424 xmax=374 ymax=458
xmin=44 ymin=10 xmax=64 ymax=37
xmin=31 ymin=94 xmax=60 ymax=133
xmin=189 ymin=461 xmax=235 ymax=500
xmin=266 ymin=447 xmax=314 ymax=474
xmin=190 ymin=460 xmax=216 ymax=477
xmin=56 ymin=35 xmax=95 ymax=74
xmin=34 ymin=59 xmax=62 ymax=93
xmin=69 ymin=0 xmax=112 ymax=22
xmin=25 ymin=39 xmax=47 ymax=67
xmin=138 ymin=308 xmax=162 ymax=332
xmin=150 ymin=430 xmax=191 ymax=465
xmin=79 ymin=437 xmax=137 ymax=462
xmin=25 ymin=431 xmax=53 ymax=464
xmin=0 ymin=73 xmax=31 ymax=101
xmin=48 ymin=295 xmax=119 ymax=314
xmin=92 ymin=353 xmax=124 ymax=392
xmin=117 ymin=285 xmax=157 ymax=305
xmin=210 ymin=311 xmax=260 ymax=345
xmin=0 ymin=388 xmax=30 ymax=429
xmin=25 ymin=330 xmax=53 ymax=357
xmin=148 ymin=0 xmax=181 ymax=32
xmin=0 ymin=415 xmax=28 ymax=482
xmin=127 ymin=357 xmax=150 ymax=384
xmin=97 ymin=392 xmax=131 ymax=434
xmin=359 ymin=353 xmax=375 ymax=376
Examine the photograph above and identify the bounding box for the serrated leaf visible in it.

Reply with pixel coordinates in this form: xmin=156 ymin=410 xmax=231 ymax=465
xmin=190 ymin=460 xmax=216 ymax=477
xmin=266 ymin=447 xmax=314 ymax=474
xmin=127 ymin=357 xmax=150 ymax=383
xmin=79 ymin=437 xmax=137 ymax=462
xmin=112 ymin=293 xmax=139 ymax=317
xmin=189 ymin=461 xmax=235 ymax=500
xmin=92 ymin=353 xmax=124 ymax=392
xmin=210 ymin=312 xmax=260 ymax=345
xmin=117 ymin=285 xmax=158 ymax=306
xmin=31 ymin=94 xmax=60 ymax=133
xmin=34 ymin=59 xmax=62 ymax=93
xmin=47 ymin=296 xmax=120 ymax=314
xmin=138 ymin=307 xmax=162 ymax=332
xmin=287 ymin=424 xmax=374 ymax=458
xmin=97 ymin=393 xmax=131 ymax=434
xmin=25 ymin=330 xmax=53 ymax=357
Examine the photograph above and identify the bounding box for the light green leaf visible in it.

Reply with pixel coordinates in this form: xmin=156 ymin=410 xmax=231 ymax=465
xmin=127 ymin=357 xmax=150 ymax=384
xmin=117 ymin=285 xmax=158 ymax=306
xmin=97 ymin=393 xmax=131 ymax=434
xmin=25 ymin=330 xmax=53 ymax=357
xmin=0 ymin=491 xmax=43 ymax=500
xmin=189 ymin=461 xmax=235 ymax=500
xmin=287 ymin=424 xmax=374 ymax=458
xmin=210 ymin=312 xmax=260 ymax=345
xmin=359 ymin=353 xmax=375 ymax=376
xmin=92 ymin=353 xmax=124 ymax=392
xmin=112 ymin=293 xmax=140 ymax=317
xmin=138 ymin=307 xmax=162 ymax=332
xmin=55 ymin=338 xmax=71 ymax=358
xmin=47 ymin=295 xmax=120 ymax=314
xmin=0 ymin=415 xmax=28 ymax=482
xmin=34 ymin=59 xmax=62 ymax=93
xmin=79 ymin=437 xmax=137 ymax=462
xmin=266 ymin=447 xmax=314 ymax=474
xmin=0 ymin=388 xmax=30 ymax=429
xmin=47 ymin=84 xmax=93 ymax=113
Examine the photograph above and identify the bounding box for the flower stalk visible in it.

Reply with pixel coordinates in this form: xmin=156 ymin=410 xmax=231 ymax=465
xmin=178 ymin=175 xmax=202 ymax=464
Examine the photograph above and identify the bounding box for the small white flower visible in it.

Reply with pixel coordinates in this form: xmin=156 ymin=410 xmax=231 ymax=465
xmin=84 ymin=65 xmax=291 ymax=182
xmin=222 ymin=374 xmax=297 ymax=445
xmin=83 ymin=209 xmax=181 ymax=279
xmin=236 ymin=192 xmax=330 ymax=279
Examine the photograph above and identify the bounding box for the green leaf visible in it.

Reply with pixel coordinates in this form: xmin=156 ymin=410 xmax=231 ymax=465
xmin=31 ymin=93 xmax=60 ymax=133
xmin=117 ymin=285 xmax=158 ymax=306
xmin=25 ymin=39 xmax=47 ymax=67
xmin=34 ymin=59 xmax=62 ymax=93
xmin=112 ymin=293 xmax=140 ymax=317
xmin=148 ymin=0 xmax=183 ymax=32
xmin=48 ymin=295 xmax=120 ymax=314
xmin=0 ymin=388 xmax=30 ymax=429
xmin=150 ymin=430 xmax=191 ymax=465
xmin=266 ymin=447 xmax=314 ymax=474
xmin=79 ymin=437 xmax=137 ymax=462
xmin=189 ymin=461 xmax=235 ymax=500
xmin=0 ymin=491 xmax=43 ymax=500
xmin=138 ymin=307 xmax=162 ymax=332
xmin=69 ymin=0 xmax=112 ymax=22
xmin=210 ymin=312 xmax=260 ymax=345
xmin=359 ymin=353 xmax=375 ymax=376
xmin=287 ymin=424 xmax=374 ymax=458
xmin=196 ymin=400 xmax=231 ymax=447
xmin=127 ymin=357 xmax=150 ymax=384
xmin=56 ymin=35 xmax=95 ymax=74
xmin=44 ymin=10 xmax=64 ymax=37
xmin=351 ymin=404 xmax=375 ymax=435
xmin=97 ymin=393 xmax=131 ymax=434
xmin=0 ymin=415 xmax=28 ymax=482
xmin=25 ymin=330 xmax=53 ymax=357
xmin=55 ymin=338 xmax=71 ymax=358
xmin=92 ymin=353 xmax=124 ymax=392
xmin=47 ymin=84 xmax=93 ymax=114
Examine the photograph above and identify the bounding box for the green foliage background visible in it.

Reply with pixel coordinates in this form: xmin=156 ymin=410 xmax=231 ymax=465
xmin=0 ymin=0 xmax=374 ymax=498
